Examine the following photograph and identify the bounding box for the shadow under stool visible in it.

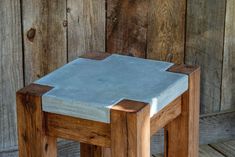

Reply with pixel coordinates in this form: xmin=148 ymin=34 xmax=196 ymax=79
xmin=16 ymin=52 xmax=200 ymax=157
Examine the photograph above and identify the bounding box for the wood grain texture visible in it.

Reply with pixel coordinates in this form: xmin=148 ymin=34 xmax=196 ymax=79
xmin=199 ymin=111 xmax=235 ymax=145
xmin=46 ymin=113 xmax=111 ymax=147
xmin=199 ymin=145 xmax=224 ymax=157
xmin=0 ymin=151 xmax=19 ymax=157
xmin=22 ymin=0 xmax=67 ymax=84
xmin=106 ymin=0 xmax=148 ymax=57
xmin=0 ymin=0 xmax=23 ymax=151
xmin=57 ymin=140 xmax=80 ymax=157
xmin=221 ymin=0 xmax=235 ymax=111
xmin=80 ymin=143 xmax=111 ymax=157
xmin=165 ymin=65 xmax=200 ymax=157
xmin=3 ymin=141 xmax=235 ymax=157
xmin=153 ymin=111 xmax=235 ymax=155
xmin=58 ymin=141 xmax=111 ymax=157
xmin=147 ymin=0 xmax=186 ymax=64
xmin=185 ymin=0 xmax=226 ymax=113
xmin=2 ymin=111 xmax=235 ymax=156
xmin=147 ymin=143 xmax=235 ymax=157
xmin=67 ymin=0 xmax=105 ymax=61
xmin=150 ymin=96 xmax=181 ymax=136
xmin=80 ymin=143 xmax=102 ymax=157
xmin=80 ymin=52 xmax=111 ymax=60
xmin=209 ymin=140 xmax=235 ymax=157
xmin=111 ymin=100 xmax=150 ymax=157
xmin=151 ymin=129 xmax=165 ymax=156
xmin=17 ymin=84 xmax=57 ymax=157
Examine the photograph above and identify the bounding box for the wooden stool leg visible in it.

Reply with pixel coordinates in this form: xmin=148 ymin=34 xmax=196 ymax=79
xmin=165 ymin=65 xmax=200 ymax=157
xmin=80 ymin=143 xmax=111 ymax=157
xmin=17 ymin=84 xmax=57 ymax=157
xmin=111 ymin=100 xmax=150 ymax=157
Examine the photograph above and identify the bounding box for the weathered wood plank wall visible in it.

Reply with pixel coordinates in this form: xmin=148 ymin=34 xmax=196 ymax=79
xmin=22 ymin=0 xmax=67 ymax=85
xmin=67 ymin=0 xmax=105 ymax=60
xmin=221 ymin=0 xmax=235 ymax=111
xmin=0 ymin=0 xmax=234 ymax=156
xmin=147 ymin=0 xmax=186 ymax=64
xmin=106 ymin=0 xmax=148 ymax=58
xmin=0 ymin=0 xmax=23 ymax=153
xmin=185 ymin=0 xmax=226 ymax=113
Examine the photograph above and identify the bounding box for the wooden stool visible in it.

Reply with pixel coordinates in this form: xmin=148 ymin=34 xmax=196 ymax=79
xmin=16 ymin=52 xmax=200 ymax=157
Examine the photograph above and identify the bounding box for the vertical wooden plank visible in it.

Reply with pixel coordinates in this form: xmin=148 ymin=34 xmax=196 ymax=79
xmin=17 ymin=84 xmax=57 ymax=157
xmin=22 ymin=0 xmax=67 ymax=85
xmin=185 ymin=0 xmax=226 ymax=113
xmin=147 ymin=0 xmax=186 ymax=64
xmin=106 ymin=0 xmax=148 ymax=58
xmin=67 ymin=0 xmax=105 ymax=61
xmin=165 ymin=65 xmax=200 ymax=157
xmin=0 ymin=0 xmax=23 ymax=151
xmin=111 ymin=100 xmax=150 ymax=157
xmin=221 ymin=0 xmax=235 ymax=111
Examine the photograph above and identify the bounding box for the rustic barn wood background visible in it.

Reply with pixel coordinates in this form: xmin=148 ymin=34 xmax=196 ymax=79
xmin=0 ymin=0 xmax=234 ymax=156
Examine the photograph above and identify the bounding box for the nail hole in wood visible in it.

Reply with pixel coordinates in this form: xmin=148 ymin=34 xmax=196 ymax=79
xmin=66 ymin=7 xmax=71 ymax=13
xmin=63 ymin=20 xmax=68 ymax=27
xmin=112 ymin=17 xmax=117 ymax=23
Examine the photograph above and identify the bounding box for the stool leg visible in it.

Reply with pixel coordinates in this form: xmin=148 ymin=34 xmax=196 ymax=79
xmin=110 ymin=100 xmax=150 ymax=157
xmin=17 ymin=84 xmax=57 ymax=157
xmin=80 ymin=143 xmax=111 ymax=157
xmin=165 ymin=65 xmax=200 ymax=157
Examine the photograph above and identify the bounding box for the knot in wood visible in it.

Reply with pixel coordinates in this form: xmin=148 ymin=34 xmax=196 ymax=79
xmin=45 ymin=143 xmax=49 ymax=152
xmin=27 ymin=28 xmax=36 ymax=42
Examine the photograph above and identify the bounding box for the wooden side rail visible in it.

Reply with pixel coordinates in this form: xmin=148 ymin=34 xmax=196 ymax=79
xmin=150 ymin=96 xmax=182 ymax=136
xmin=43 ymin=96 xmax=182 ymax=147
xmin=45 ymin=113 xmax=111 ymax=147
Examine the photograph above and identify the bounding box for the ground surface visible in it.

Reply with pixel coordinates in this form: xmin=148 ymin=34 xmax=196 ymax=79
xmin=153 ymin=140 xmax=235 ymax=157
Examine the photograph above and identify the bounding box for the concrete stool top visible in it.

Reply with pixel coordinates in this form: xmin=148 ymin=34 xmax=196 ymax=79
xmin=35 ymin=54 xmax=188 ymax=123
